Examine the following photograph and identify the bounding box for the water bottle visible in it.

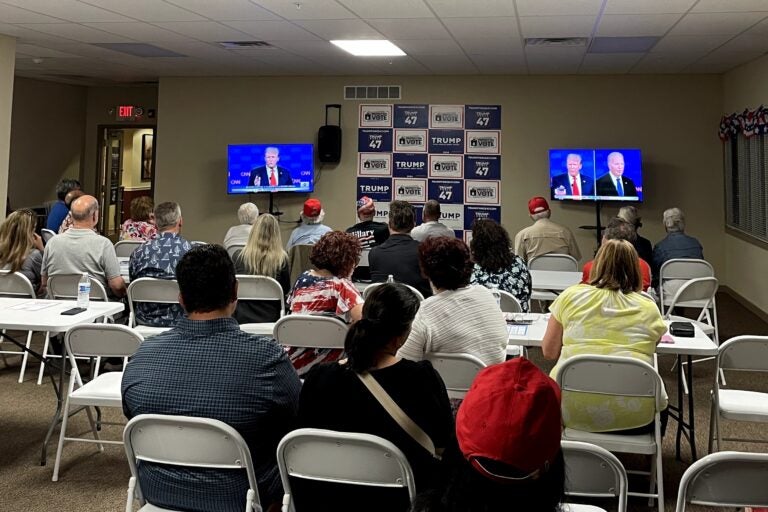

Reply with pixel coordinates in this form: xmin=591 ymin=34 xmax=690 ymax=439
xmin=490 ymin=284 xmax=501 ymax=309
xmin=387 ymin=274 xmax=395 ymax=283
xmin=77 ymin=272 xmax=90 ymax=308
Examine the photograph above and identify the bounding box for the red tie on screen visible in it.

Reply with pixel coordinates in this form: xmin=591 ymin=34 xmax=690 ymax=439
xmin=572 ymin=177 xmax=580 ymax=195
xmin=269 ymin=170 xmax=277 ymax=186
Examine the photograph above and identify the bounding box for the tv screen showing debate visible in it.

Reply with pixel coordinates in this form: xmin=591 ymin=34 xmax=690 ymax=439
xmin=549 ymin=148 xmax=642 ymax=203
xmin=227 ymin=143 xmax=314 ymax=194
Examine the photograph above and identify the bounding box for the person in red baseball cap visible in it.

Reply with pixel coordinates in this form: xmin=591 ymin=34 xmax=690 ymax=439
xmin=285 ymin=198 xmax=332 ymax=250
xmin=513 ymin=196 xmax=581 ymax=265
xmin=412 ymin=358 xmax=565 ymax=512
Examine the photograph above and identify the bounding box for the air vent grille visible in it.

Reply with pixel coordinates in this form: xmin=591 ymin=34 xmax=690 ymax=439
xmin=525 ymin=37 xmax=588 ymax=47
xmin=218 ymin=41 xmax=274 ymax=49
xmin=344 ymin=85 xmax=401 ymax=100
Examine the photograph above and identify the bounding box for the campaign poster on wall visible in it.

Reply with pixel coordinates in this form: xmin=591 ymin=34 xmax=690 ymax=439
xmin=358 ymin=104 xmax=501 ymax=241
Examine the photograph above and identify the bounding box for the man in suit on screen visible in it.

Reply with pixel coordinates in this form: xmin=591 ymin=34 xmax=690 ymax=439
xmin=596 ymin=151 xmax=638 ymax=197
xmin=551 ymin=153 xmax=594 ymax=198
xmin=248 ymin=146 xmax=294 ymax=187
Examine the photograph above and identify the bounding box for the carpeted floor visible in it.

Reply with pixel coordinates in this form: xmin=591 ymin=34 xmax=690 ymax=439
xmin=0 ymin=291 xmax=766 ymax=512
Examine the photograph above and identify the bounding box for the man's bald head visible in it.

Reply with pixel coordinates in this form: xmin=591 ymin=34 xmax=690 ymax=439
xmin=70 ymin=195 xmax=99 ymax=226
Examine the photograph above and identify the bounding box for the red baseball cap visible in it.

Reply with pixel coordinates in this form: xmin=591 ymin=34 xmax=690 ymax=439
xmin=528 ymin=196 xmax=550 ymax=215
xmin=457 ymin=358 xmax=562 ymax=479
xmin=303 ymin=198 xmax=322 ymax=218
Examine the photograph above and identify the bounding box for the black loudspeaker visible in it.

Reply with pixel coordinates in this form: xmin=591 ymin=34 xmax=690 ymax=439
xmin=318 ymin=125 xmax=341 ymax=163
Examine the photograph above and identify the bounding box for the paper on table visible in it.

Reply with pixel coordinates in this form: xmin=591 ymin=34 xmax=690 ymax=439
xmin=8 ymin=301 xmax=58 ymax=311
xmin=507 ymin=324 xmax=528 ymax=336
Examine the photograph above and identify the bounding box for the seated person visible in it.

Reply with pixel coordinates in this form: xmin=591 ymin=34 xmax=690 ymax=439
xmin=652 ymin=207 xmax=704 ymax=292
xmin=57 ymin=189 xmax=85 ymax=234
xmin=0 ymin=209 xmax=44 ymax=296
xmin=120 ymin=196 xmax=157 ymax=241
xmin=346 ymin=196 xmax=389 ymax=281
xmin=122 ymin=245 xmax=301 ymax=512
xmin=129 ymin=202 xmax=192 ymax=327
xmin=410 ymin=200 xmax=455 ymax=242
xmin=46 ymin=178 xmax=80 ymax=232
xmin=618 ymin=205 xmax=652 ymax=264
xmin=411 ymin=358 xmax=565 ymax=512
xmin=580 ymin=217 xmax=651 ymax=290
xmin=224 ymin=202 xmax=258 ymax=250
xmin=287 ymin=231 xmax=363 ymax=376
xmin=232 ymin=213 xmax=290 ymax=323
xmin=543 ymin=239 xmax=667 ymax=432
xmin=369 ymin=200 xmax=431 ymax=298
xmin=397 ymin=237 xmax=508 ymax=367
xmin=298 ymin=283 xmax=454 ymax=507
xmin=469 ymin=219 xmax=531 ymax=312
xmin=286 ymin=199 xmax=332 ymax=250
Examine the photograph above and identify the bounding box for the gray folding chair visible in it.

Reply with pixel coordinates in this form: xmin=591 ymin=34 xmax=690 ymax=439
xmin=236 ymin=275 xmax=285 ymax=318
xmin=658 ymin=258 xmax=714 ymax=312
xmin=362 ymin=281 xmax=424 ymax=302
xmin=127 ymin=277 xmax=181 ymax=338
xmin=529 ymin=253 xmax=579 ymax=271
xmin=41 ymin=228 xmax=56 ymax=244
xmin=273 ymin=315 xmax=348 ymax=350
xmin=675 ymin=451 xmax=768 ymax=511
xmin=425 ymin=352 xmax=487 ymax=400
xmin=0 ymin=270 xmax=37 ymax=382
xmin=114 ymin=239 xmax=144 ymax=257
xmin=498 ymin=289 xmax=523 ymax=313
xmin=709 ymin=335 xmax=768 ymax=453
xmin=562 ymin=440 xmax=628 ymax=512
xmin=124 ymin=414 xmax=262 ymax=512
xmin=228 ymin=244 xmax=245 ymax=258
xmin=277 ymin=428 xmax=416 ymax=512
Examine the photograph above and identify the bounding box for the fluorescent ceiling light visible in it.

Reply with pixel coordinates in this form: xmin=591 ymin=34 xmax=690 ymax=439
xmin=331 ymin=40 xmax=406 ymax=57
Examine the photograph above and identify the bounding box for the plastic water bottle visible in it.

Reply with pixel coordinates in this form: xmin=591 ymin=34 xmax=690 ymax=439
xmin=490 ymin=284 xmax=501 ymax=309
xmin=77 ymin=273 xmax=90 ymax=308
xmin=387 ymin=274 xmax=395 ymax=283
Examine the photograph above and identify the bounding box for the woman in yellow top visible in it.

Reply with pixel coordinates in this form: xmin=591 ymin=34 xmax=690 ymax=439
xmin=542 ymin=239 xmax=667 ymax=432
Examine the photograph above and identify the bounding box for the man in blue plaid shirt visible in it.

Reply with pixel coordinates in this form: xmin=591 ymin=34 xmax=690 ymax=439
xmin=122 ymin=244 xmax=301 ymax=511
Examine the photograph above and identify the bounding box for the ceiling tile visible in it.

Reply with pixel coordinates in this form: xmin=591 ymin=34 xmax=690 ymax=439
xmin=691 ymin=0 xmax=768 ymax=13
xmin=469 ymin=53 xmax=527 ymax=73
xmin=268 ymin=39 xmax=342 ymax=56
xmin=367 ymin=18 xmax=452 ymax=40
xmin=415 ymin=53 xmax=478 ymax=73
xmin=83 ymin=22 xmax=199 ymax=43
xmin=604 ymin=0 xmax=697 ymax=15
xmin=669 ymin=12 xmax=767 ymax=35
xmin=651 ymin=34 xmax=732 ymax=54
xmin=442 ymin=17 xmax=519 ymax=39
xmin=2 ymin=0 xmax=131 ymax=22
xmin=516 ymin=0 xmax=603 ymax=16
xmin=15 ymin=43 xmax=84 ymax=58
xmin=251 ymin=0 xmax=356 ymax=20
xmin=525 ymin=45 xmax=585 ymax=73
xmin=153 ymin=21 xmax=256 ymax=42
xmin=0 ymin=3 xmax=64 ymax=23
xmin=293 ymin=19 xmax=384 ymax=40
xmin=424 ymin=0 xmax=516 ymax=18
xmin=369 ymin=55 xmax=431 ymax=73
xmin=77 ymin=0 xmax=205 ymax=22
xmin=165 ymin=0 xmax=281 ymax=21
xmin=458 ymin=37 xmax=522 ymax=55
xmin=686 ymin=50 xmax=765 ymax=72
xmin=527 ymin=59 xmax=580 ymax=74
xmin=719 ymin=33 xmax=768 ymax=52
xmin=744 ymin=16 xmax=768 ymax=35
xmin=0 ymin=23 xmax=74 ymax=44
xmin=222 ymin=21 xmax=321 ymax=41
xmin=631 ymin=52 xmax=699 ymax=73
xmin=519 ymin=15 xmax=596 ymax=38
xmin=17 ymin=23 xmax=133 ymax=43
xmin=578 ymin=52 xmax=644 ymax=73
xmin=391 ymin=39 xmax=464 ymax=55
xmin=597 ymin=14 xmax=683 ymax=36
xmin=337 ymin=0 xmax=434 ymax=19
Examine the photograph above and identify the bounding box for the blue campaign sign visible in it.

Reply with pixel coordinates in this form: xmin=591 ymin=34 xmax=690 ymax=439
xmin=465 ymin=105 xmax=501 ymax=130
xmin=357 ymin=177 xmax=393 ymax=202
xmin=464 ymin=206 xmax=501 ymax=229
xmin=357 ymin=128 xmax=393 ymax=153
xmin=428 ymin=179 xmax=464 ymax=204
xmin=428 ymin=129 xmax=464 ymax=154
xmin=394 ymin=104 xmax=428 ymax=129
xmin=464 ymin=155 xmax=501 ymax=180
xmin=393 ymin=153 xmax=428 ymax=178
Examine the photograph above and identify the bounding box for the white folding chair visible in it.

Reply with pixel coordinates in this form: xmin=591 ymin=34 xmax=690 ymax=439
xmin=277 ymin=428 xmax=416 ymax=512
xmin=124 ymin=414 xmax=262 ymax=512
xmin=0 ymin=270 xmax=37 ymax=382
xmin=658 ymin=258 xmax=714 ymax=312
xmin=41 ymin=228 xmax=56 ymax=244
xmin=127 ymin=277 xmax=181 ymax=338
xmin=557 ymin=355 xmax=666 ymax=512
xmin=362 ymin=281 xmax=424 ymax=302
xmin=562 ymin=440 xmax=628 ymax=512
xmin=424 ymin=352 xmax=487 ymax=400
xmin=529 ymin=253 xmax=579 ymax=271
xmin=358 ymin=249 xmax=370 ymax=268
xmin=52 ymin=324 xmax=143 ymax=481
xmin=227 ymin=244 xmax=245 ymax=258
xmin=40 ymin=274 xmax=110 ymax=385
xmin=191 ymin=241 xmax=207 ymax=247
xmin=498 ymin=289 xmax=523 ymax=313
xmin=236 ymin=274 xmax=285 ymax=321
xmin=708 ymin=335 xmax=768 ymax=453
xmin=675 ymin=451 xmax=768 ymax=511
xmin=114 ymin=239 xmax=144 ymax=257
xmin=273 ymin=315 xmax=348 ymax=350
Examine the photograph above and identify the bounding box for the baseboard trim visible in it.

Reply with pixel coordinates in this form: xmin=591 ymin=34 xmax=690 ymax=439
xmin=720 ymin=285 xmax=768 ymax=324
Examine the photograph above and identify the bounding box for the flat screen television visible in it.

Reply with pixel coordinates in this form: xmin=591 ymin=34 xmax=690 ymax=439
xmin=227 ymin=143 xmax=314 ymax=194
xmin=549 ymin=148 xmax=642 ymax=202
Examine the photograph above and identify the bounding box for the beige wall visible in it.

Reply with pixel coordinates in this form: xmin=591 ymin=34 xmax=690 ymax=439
xmin=156 ymin=74 xmax=724 ymax=275
xmin=722 ymin=54 xmax=768 ymax=313
xmin=0 ymin=37 xmax=18 ymax=216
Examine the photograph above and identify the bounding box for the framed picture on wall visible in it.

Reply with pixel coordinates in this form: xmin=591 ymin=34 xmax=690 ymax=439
xmin=141 ymin=133 xmax=153 ymax=181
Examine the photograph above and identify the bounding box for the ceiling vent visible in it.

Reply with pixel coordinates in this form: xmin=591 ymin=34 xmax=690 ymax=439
xmin=218 ymin=41 xmax=274 ymax=49
xmin=344 ymin=85 xmax=401 ymax=100
xmin=525 ymin=37 xmax=589 ymax=47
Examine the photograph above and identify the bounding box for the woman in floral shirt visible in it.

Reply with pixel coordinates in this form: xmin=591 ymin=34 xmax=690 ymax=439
xmin=120 ymin=196 xmax=157 ymax=241
xmin=469 ymin=219 xmax=532 ymax=312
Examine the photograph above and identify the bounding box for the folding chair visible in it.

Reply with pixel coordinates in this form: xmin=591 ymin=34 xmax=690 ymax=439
xmin=124 ymin=414 xmax=262 ymax=512
xmin=675 ymin=451 xmax=768 ymax=511
xmin=362 ymin=281 xmax=424 ymax=302
xmin=40 ymin=274 xmax=110 ymax=385
xmin=277 ymin=428 xmax=416 ymax=512
xmin=424 ymin=352 xmax=486 ymax=400
xmin=191 ymin=241 xmax=208 ymax=247
xmin=236 ymin=275 xmax=285 ymax=319
xmin=114 ymin=239 xmax=144 ymax=257
xmin=0 ymin=270 xmax=37 ymax=382
xmin=557 ymin=355 xmax=666 ymax=512
xmin=41 ymin=228 xmax=56 ymax=244
xmin=227 ymin=244 xmax=245 ymax=258
xmin=127 ymin=277 xmax=181 ymax=338
xmin=273 ymin=315 xmax=348 ymax=350
xmin=529 ymin=253 xmax=578 ymax=304
xmin=658 ymin=258 xmax=714 ymax=312
xmin=708 ymin=335 xmax=768 ymax=453
xmin=52 ymin=324 xmax=143 ymax=481
xmin=562 ymin=440 xmax=628 ymax=512
xmin=498 ymin=289 xmax=523 ymax=313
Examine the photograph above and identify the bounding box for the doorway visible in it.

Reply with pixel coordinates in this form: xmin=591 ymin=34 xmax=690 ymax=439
xmin=96 ymin=125 xmax=155 ymax=239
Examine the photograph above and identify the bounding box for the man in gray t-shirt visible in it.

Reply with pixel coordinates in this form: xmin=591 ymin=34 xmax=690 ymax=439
xmin=41 ymin=195 xmax=126 ymax=299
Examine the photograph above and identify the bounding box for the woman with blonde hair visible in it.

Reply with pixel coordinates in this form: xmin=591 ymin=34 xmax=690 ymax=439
xmin=232 ymin=213 xmax=290 ymax=323
xmin=542 ymin=239 xmax=666 ymax=433
xmin=0 ymin=209 xmax=45 ymax=295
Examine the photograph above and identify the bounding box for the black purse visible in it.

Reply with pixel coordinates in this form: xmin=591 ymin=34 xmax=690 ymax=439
xmin=669 ymin=321 xmax=695 ymax=337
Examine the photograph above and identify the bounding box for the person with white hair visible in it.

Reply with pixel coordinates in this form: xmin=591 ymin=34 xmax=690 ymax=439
xmin=652 ymin=207 xmax=704 ymax=288
xmin=617 ymin=205 xmax=652 ymax=264
xmin=285 ymin=198 xmax=332 ymax=250
xmin=223 ymin=202 xmax=259 ymax=250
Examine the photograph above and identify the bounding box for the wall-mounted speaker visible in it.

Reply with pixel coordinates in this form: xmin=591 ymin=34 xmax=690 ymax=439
xmin=318 ymin=125 xmax=341 ymax=163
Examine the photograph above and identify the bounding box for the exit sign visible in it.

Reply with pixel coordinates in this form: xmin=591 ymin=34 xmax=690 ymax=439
xmin=114 ymin=105 xmax=144 ymax=121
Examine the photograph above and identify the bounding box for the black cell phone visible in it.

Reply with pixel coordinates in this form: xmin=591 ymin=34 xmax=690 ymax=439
xmin=61 ymin=307 xmax=87 ymax=316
